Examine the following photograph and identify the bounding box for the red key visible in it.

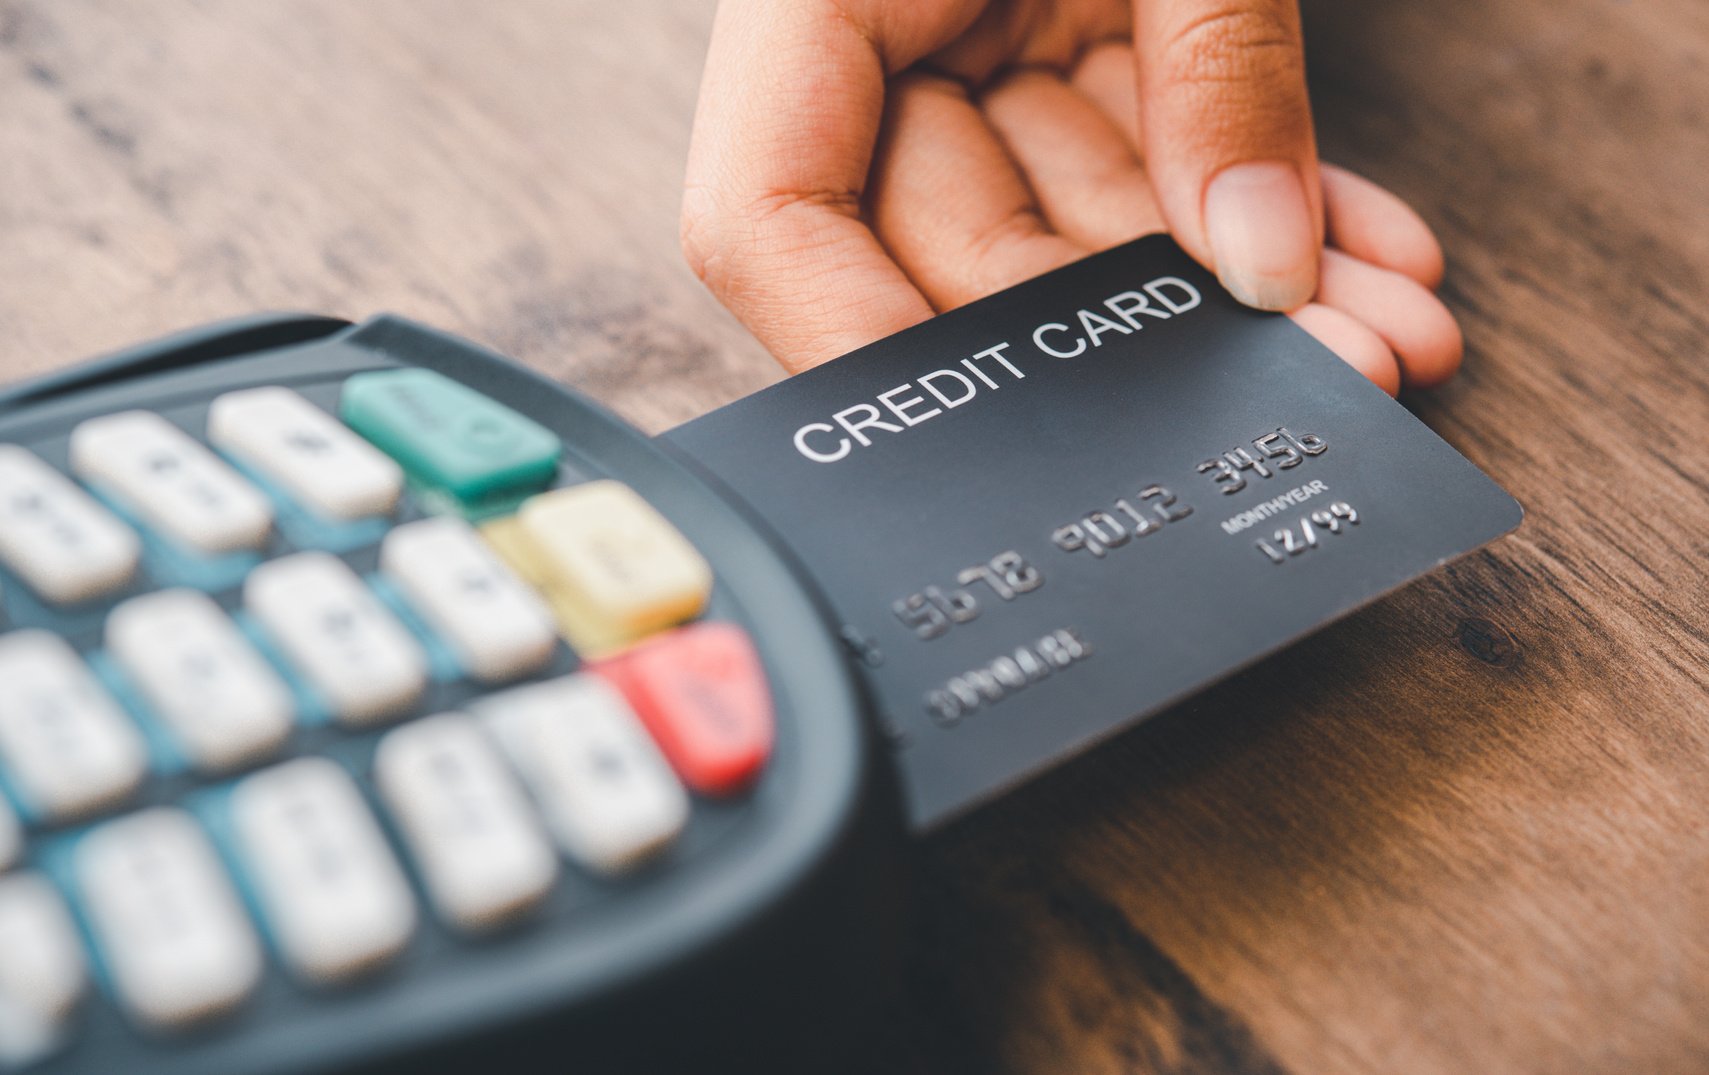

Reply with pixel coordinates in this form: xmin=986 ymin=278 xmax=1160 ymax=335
xmin=594 ymin=623 xmax=773 ymax=796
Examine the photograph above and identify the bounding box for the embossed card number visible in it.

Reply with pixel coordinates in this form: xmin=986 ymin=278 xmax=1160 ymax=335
xmin=1198 ymin=426 xmax=1327 ymax=495
xmin=892 ymin=427 xmax=1327 ymax=642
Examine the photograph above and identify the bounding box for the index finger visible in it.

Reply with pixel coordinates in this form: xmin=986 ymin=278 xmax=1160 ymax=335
xmin=681 ymin=0 xmax=976 ymax=371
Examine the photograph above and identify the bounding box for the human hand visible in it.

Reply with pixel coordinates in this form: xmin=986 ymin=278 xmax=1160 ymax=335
xmin=682 ymin=0 xmax=1461 ymax=396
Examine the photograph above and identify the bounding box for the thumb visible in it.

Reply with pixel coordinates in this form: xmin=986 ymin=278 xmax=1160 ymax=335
xmin=1135 ymin=0 xmax=1321 ymax=310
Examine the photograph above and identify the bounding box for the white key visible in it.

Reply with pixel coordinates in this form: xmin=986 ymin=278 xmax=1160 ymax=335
xmin=245 ymin=552 xmax=427 ymax=726
xmin=0 ymin=796 xmax=18 ymax=874
xmin=376 ymin=714 xmax=557 ymax=931
xmin=0 ymin=445 xmax=139 ymax=604
xmin=77 ymin=809 xmax=263 ymax=1030
xmin=0 ymin=631 xmax=147 ymax=821
xmin=69 ymin=410 xmax=272 ymax=554
xmin=477 ymin=675 xmax=688 ymax=875
xmin=107 ymin=589 xmax=295 ymax=772
xmin=208 ymin=387 xmax=403 ymax=521
xmin=0 ymin=874 xmax=85 ymax=1068
xmin=381 ymin=518 xmax=556 ymax=683
xmin=231 ymin=758 xmax=416 ymax=983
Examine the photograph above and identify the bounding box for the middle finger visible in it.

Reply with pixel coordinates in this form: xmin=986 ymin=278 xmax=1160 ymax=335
xmin=980 ymin=65 xmax=1167 ymax=249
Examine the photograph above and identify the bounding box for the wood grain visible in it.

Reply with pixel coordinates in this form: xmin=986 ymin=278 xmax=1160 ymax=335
xmin=2 ymin=1 xmax=1707 ymax=1072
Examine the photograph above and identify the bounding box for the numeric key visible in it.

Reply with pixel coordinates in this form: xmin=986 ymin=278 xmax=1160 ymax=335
xmin=0 ymin=445 xmax=140 ymax=604
xmin=209 ymin=387 xmax=403 ymax=521
xmin=478 ymin=675 xmax=688 ymax=876
xmin=375 ymin=714 xmax=557 ymax=931
xmin=231 ymin=758 xmax=416 ymax=984
xmin=245 ymin=553 xmax=427 ymax=726
xmin=382 ymin=517 xmax=556 ymax=683
xmin=0 ymin=874 xmax=85 ymax=1068
xmin=0 ymin=631 xmax=148 ymax=821
xmin=107 ymin=589 xmax=294 ymax=771
xmin=71 ymin=411 xmax=273 ymax=553
xmin=76 ymin=809 xmax=263 ymax=1030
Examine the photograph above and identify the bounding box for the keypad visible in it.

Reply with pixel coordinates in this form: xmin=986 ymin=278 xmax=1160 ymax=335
xmin=0 ymin=370 xmax=775 ymax=1067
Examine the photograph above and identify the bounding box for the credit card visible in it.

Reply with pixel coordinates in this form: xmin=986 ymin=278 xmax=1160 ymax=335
xmin=666 ymin=235 xmax=1522 ymax=830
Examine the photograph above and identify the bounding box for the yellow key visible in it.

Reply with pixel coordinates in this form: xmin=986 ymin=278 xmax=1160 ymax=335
xmin=481 ymin=515 xmax=625 ymax=653
xmin=488 ymin=482 xmax=712 ymax=654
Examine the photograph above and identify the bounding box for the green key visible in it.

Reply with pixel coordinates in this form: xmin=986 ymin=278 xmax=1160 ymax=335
xmin=340 ymin=369 xmax=562 ymax=505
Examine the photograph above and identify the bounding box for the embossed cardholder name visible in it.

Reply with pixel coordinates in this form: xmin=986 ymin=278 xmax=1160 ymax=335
xmin=666 ymin=235 xmax=1522 ymax=829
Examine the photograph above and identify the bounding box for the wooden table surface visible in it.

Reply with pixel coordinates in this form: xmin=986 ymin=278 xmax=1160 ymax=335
xmin=4 ymin=1 xmax=1707 ymax=1072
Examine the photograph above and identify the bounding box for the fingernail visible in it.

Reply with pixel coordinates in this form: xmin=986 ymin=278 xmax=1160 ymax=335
xmin=1204 ymin=161 xmax=1317 ymax=311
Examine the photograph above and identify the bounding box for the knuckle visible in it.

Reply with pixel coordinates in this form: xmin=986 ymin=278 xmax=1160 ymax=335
xmin=965 ymin=205 xmax=1050 ymax=265
xmin=679 ymin=195 xmax=720 ymax=285
xmin=680 ymin=185 xmax=863 ymax=297
xmin=746 ymin=187 xmax=865 ymax=226
xmin=1158 ymin=4 xmax=1304 ymax=91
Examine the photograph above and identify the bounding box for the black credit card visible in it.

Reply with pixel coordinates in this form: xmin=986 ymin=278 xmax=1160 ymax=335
xmin=666 ymin=235 xmax=1522 ymax=829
